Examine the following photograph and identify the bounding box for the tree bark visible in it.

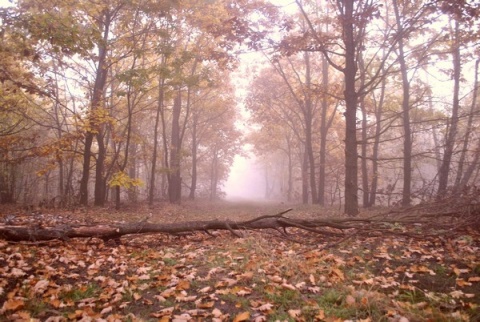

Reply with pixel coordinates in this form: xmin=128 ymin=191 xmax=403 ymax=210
xmin=454 ymin=59 xmax=479 ymax=191
xmin=79 ymin=11 xmax=111 ymax=206
xmin=286 ymin=135 xmax=293 ymax=202
xmin=189 ymin=112 xmax=198 ymax=200
xmin=94 ymin=129 xmax=107 ymax=206
xmin=210 ymin=146 xmax=219 ymax=201
xmin=168 ymin=91 xmax=182 ymax=204
xmin=342 ymin=0 xmax=359 ymax=216
xmin=301 ymin=149 xmax=309 ymax=204
xmin=437 ymin=19 xmax=461 ymax=197
xmin=128 ymin=142 xmax=138 ymax=203
xmin=369 ymin=74 xmax=386 ymax=207
xmin=392 ymin=0 xmax=412 ymax=207
xmin=358 ymin=55 xmax=369 ymax=208
xmin=318 ymin=55 xmax=329 ymax=206
xmin=304 ymin=52 xmax=317 ymax=204
xmin=149 ymin=72 xmax=165 ymax=206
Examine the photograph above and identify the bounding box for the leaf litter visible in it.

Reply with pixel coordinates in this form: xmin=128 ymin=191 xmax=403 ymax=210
xmin=0 ymin=204 xmax=479 ymax=321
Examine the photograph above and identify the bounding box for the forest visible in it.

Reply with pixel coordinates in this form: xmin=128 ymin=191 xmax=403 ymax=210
xmin=0 ymin=0 xmax=477 ymax=215
xmin=0 ymin=0 xmax=479 ymax=321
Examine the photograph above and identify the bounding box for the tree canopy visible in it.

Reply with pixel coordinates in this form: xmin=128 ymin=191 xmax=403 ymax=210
xmin=0 ymin=0 xmax=479 ymax=216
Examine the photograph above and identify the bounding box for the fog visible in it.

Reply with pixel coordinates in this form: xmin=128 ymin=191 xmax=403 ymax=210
xmin=224 ymin=154 xmax=266 ymax=201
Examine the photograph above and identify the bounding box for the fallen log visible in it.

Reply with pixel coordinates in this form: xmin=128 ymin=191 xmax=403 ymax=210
xmin=0 ymin=206 xmax=478 ymax=242
xmin=0 ymin=210 xmax=296 ymax=242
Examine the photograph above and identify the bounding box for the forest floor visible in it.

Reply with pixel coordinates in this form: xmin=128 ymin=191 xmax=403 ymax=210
xmin=0 ymin=200 xmax=479 ymax=321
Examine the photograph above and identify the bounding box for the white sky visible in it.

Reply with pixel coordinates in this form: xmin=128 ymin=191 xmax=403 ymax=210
xmin=223 ymin=50 xmax=268 ymax=200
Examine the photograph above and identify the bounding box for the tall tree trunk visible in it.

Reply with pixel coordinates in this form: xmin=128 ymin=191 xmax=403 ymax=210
xmin=149 ymin=73 xmax=165 ymax=206
xmin=128 ymin=142 xmax=138 ymax=203
xmin=79 ymin=133 xmax=94 ymax=205
xmin=114 ymin=65 xmax=136 ymax=210
xmin=454 ymin=59 xmax=479 ymax=191
xmin=318 ymin=55 xmax=328 ymax=206
xmin=360 ymin=99 xmax=369 ymax=207
xmin=459 ymin=60 xmax=480 ymax=188
xmin=369 ymin=74 xmax=386 ymax=206
xmin=301 ymin=149 xmax=309 ymax=204
xmin=426 ymin=83 xmax=443 ymax=173
xmin=168 ymin=91 xmax=182 ymax=204
xmin=210 ymin=147 xmax=219 ymax=201
xmin=189 ymin=113 xmax=198 ymax=200
xmin=358 ymin=55 xmax=369 ymax=208
xmin=52 ymin=61 xmax=65 ymax=202
xmin=65 ymin=139 xmax=78 ymax=204
xmin=393 ymin=0 xmax=412 ymax=207
xmin=79 ymin=11 xmax=111 ymax=206
xmin=342 ymin=0 xmax=359 ymax=216
xmin=94 ymin=130 xmax=106 ymax=206
xmin=304 ymin=52 xmax=317 ymax=204
xmin=437 ymin=19 xmax=461 ymax=197
xmin=286 ymin=135 xmax=293 ymax=202
xmin=460 ymin=140 xmax=480 ymax=188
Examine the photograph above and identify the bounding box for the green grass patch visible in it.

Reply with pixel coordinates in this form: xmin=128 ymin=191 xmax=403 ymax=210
xmin=59 ymin=282 xmax=101 ymax=302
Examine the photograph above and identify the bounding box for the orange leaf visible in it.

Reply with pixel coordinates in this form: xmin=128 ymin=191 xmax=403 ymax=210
xmin=49 ymin=299 xmax=61 ymax=308
xmin=1 ymin=298 xmax=24 ymax=311
xmin=233 ymin=311 xmax=250 ymax=322
xmin=331 ymin=268 xmax=345 ymax=281
xmin=456 ymin=279 xmax=472 ymax=287
xmin=197 ymin=301 xmax=215 ymax=309
xmin=176 ymin=280 xmax=191 ymax=290
xmin=315 ymin=309 xmax=325 ymax=320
